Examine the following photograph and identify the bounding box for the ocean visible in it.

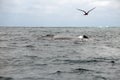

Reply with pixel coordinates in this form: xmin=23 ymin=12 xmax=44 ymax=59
xmin=0 ymin=27 xmax=120 ymax=80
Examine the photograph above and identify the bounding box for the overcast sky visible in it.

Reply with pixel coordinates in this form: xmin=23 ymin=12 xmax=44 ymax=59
xmin=0 ymin=0 xmax=120 ymax=27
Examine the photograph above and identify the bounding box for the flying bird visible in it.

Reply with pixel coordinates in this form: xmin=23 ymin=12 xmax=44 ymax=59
xmin=77 ymin=7 xmax=96 ymax=15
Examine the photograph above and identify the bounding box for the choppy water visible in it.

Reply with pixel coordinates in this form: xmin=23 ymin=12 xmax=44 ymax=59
xmin=0 ymin=27 xmax=120 ymax=80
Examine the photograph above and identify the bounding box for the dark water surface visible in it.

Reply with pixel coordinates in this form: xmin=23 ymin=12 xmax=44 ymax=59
xmin=0 ymin=27 xmax=120 ymax=80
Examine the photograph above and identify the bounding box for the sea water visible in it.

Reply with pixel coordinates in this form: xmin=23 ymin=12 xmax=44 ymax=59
xmin=0 ymin=27 xmax=120 ymax=80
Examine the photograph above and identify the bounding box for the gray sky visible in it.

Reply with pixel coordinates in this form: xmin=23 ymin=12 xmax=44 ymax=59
xmin=0 ymin=0 xmax=120 ymax=27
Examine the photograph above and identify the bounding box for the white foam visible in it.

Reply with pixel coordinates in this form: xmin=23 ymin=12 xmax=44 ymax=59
xmin=77 ymin=36 xmax=83 ymax=39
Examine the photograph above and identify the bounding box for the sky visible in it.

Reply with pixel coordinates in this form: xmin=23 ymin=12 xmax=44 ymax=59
xmin=0 ymin=0 xmax=120 ymax=27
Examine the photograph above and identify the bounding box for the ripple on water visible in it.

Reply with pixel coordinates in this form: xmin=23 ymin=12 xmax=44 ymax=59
xmin=54 ymin=59 xmax=105 ymax=64
xmin=93 ymin=76 xmax=107 ymax=80
xmin=0 ymin=76 xmax=13 ymax=80
xmin=21 ymin=77 xmax=54 ymax=80
xmin=24 ymin=45 xmax=34 ymax=48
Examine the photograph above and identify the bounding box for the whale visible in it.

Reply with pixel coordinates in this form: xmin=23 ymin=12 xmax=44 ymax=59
xmin=53 ymin=35 xmax=89 ymax=40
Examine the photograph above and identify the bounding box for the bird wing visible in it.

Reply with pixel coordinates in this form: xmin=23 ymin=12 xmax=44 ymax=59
xmin=87 ymin=7 xmax=96 ymax=13
xmin=77 ymin=9 xmax=86 ymax=13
